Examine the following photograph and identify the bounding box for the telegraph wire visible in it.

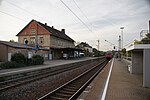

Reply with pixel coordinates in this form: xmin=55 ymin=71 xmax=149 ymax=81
xmin=0 ymin=10 xmax=27 ymax=22
xmin=5 ymin=0 xmax=51 ymax=24
xmin=59 ymin=0 xmax=92 ymax=32
xmin=60 ymin=0 xmax=102 ymax=48
xmin=72 ymin=0 xmax=91 ymax=24
xmin=72 ymin=0 xmax=116 ymax=49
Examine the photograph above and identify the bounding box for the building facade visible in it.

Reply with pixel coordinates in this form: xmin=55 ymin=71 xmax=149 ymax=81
xmin=76 ymin=42 xmax=93 ymax=57
xmin=0 ymin=41 xmax=49 ymax=62
xmin=16 ymin=20 xmax=75 ymax=59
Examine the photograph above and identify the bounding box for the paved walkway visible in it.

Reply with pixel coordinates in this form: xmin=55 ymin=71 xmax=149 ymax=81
xmin=79 ymin=58 xmax=150 ymax=100
xmin=0 ymin=57 xmax=97 ymax=76
xmin=105 ymin=59 xmax=150 ymax=100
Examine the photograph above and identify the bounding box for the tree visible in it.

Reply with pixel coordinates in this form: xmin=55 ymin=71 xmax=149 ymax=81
xmin=121 ymin=48 xmax=126 ymax=56
xmin=134 ymin=33 xmax=150 ymax=44
xmin=134 ymin=39 xmax=142 ymax=44
xmin=141 ymin=33 xmax=150 ymax=44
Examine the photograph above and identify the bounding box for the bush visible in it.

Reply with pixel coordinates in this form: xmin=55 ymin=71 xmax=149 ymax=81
xmin=31 ymin=55 xmax=44 ymax=65
xmin=0 ymin=61 xmax=26 ymax=69
xmin=0 ymin=54 xmax=44 ymax=69
xmin=26 ymin=58 xmax=33 ymax=66
xmin=11 ymin=53 xmax=26 ymax=64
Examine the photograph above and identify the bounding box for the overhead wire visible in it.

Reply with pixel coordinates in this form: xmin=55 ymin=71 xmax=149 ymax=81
xmin=71 ymin=0 xmax=117 ymax=50
xmin=0 ymin=10 xmax=27 ymax=22
xmin=59 ymin=0 xmax=92 ymax=32
xmin=2 ymin=0 xmax=119 ymax=50
xmin=72 ymin=0 xmax=92 ymax=26
xmin=5 ymin=0 xmax=52 ymax=24
xmin=61 ymin=0 xmax=101 ymax=49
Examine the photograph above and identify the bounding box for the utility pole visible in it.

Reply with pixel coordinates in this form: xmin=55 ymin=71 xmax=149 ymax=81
xmin=118 ymin=35 xmax=121 ymax=60
xmin=97 ymin=40 xmax=100 ymax=56
xmin=97 ymin=40 xmax=99 ymax=51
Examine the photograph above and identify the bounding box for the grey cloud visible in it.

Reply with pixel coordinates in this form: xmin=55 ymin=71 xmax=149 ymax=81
xmin=0 ymin=0 xmax=3 ymax=5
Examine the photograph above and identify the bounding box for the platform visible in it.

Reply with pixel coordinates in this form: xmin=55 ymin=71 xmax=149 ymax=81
xmin=0 ymin=57 xmax=98 ymax=76
xmin=78 ymin=58 xmax=150 ymax=100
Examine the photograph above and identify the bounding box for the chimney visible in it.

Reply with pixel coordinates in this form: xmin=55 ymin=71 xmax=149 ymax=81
xmin=52 ymin=26 xmax=54 ymax=28
xmin=61 ymin=29 xmax=65 ymax=34
xmin=45 ymin=23 xmax=47 ymax=26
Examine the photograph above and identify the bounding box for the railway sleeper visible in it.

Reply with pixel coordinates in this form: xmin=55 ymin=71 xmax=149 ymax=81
xmin=55 ymin=92 xmax=72 ymax=97
xmin=58 ymin=90 xmax=75 ymax=94
xmin=62 ymin=87 xmax=78 ymax=92
xmin=51 ymin=93 xmax=71 ymax=99
xmin=65 ymin=86 xmax=78 ymax=90
xmin=49 ymin=95 xmax=68 ymax=100
xmin=71 ymin=81 xmax=85 ymax=85
xmin=67 ymin=84 xmax=79 ymax=88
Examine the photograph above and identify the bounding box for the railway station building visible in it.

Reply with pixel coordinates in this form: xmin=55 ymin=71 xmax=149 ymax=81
xmin=16 ymin=19 xmax=78 ymax=59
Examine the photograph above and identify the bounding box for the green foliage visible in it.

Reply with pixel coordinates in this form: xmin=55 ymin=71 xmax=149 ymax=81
xmin=93 ymin=48 xmax=104 ymax=57
xmin=31 ymin=55 xmax=44 ymax=65
xmin=146 ymin=33 xmax=150 ymax=38
xmin=134 ymin=33 xmax=150 ymax=44
xmin=0 ymin=53 xmax=44 ymax=69
xmin=11 ymin=53 xmax=26 ymax=64
xmin=141 ymin=33 xmax=150 ymax=44
xmin=121 ymin=48 xmax=126 ymax=56
xmin=134 ymin=40 xmax=142 ymax=44
xmin=0 ymin=61 xmax=25 ymax=69
xmin=26 ymin=58 xmax=33 ymax=66
xmin=127 ymin=51 xmax=131 ymax=57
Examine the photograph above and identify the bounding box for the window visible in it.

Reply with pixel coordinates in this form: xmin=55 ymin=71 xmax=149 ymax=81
xmin=30 ymin=37 xmax=35 ymax=44
xmin=30 ymin=29 xmax=36 ymax=34
xmin=24 ymin=32 xmax=27 ymax=35
xmin=39 ymin=37 xmax=44 ymax=44
xmin=23 ymin=38 xmax=28 ymax=44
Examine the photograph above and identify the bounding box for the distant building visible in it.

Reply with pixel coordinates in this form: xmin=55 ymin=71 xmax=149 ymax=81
xmin=76 ymin=42 xmax=93 ymax=57
xmin=0 ymin=40 xmax=49 ymax=62
xmin=16 ymin=20 xmax=75 ymax=59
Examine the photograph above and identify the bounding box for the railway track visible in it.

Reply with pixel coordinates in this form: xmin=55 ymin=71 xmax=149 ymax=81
xmin=38 ymin=59 xmax=108 ymax=100
xmin=0 ymin=58 xmax=104 ymax=91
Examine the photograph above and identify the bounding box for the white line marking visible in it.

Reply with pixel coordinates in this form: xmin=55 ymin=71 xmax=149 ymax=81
xmin=83 ymin=91 xmax=89 ymax=93
xmin=101 ymin=58 xmax=114 ymax=100
xmin=87 ymin=86 xmax=92 ymax=88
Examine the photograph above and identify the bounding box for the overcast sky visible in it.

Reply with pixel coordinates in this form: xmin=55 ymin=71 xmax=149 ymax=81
xmin=0 ymin=0 xmax=150 ymax=51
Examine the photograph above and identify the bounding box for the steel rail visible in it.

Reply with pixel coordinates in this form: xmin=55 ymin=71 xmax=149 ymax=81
xmin=38 ymin=59 xmax=108 ymax=100
xmin=0 ymin=59 xmax=103 ymax=91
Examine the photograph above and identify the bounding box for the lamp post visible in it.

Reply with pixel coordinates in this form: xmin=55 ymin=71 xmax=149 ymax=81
xmin=120 ymin=27 xmax=124 ymax=49
xmin=118 ymin=35 xmax=121 ymax=60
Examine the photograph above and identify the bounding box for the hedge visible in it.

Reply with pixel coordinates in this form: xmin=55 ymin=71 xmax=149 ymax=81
xmin=0 ymin=61 xmax=26 ymax=69
xmin=0 ymin=53 xmax=44 ymax=69
xmin=31 ymin=55 xmax=44 ymax=65
xmin=11 ymin=53 xmax=26 ymax=64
